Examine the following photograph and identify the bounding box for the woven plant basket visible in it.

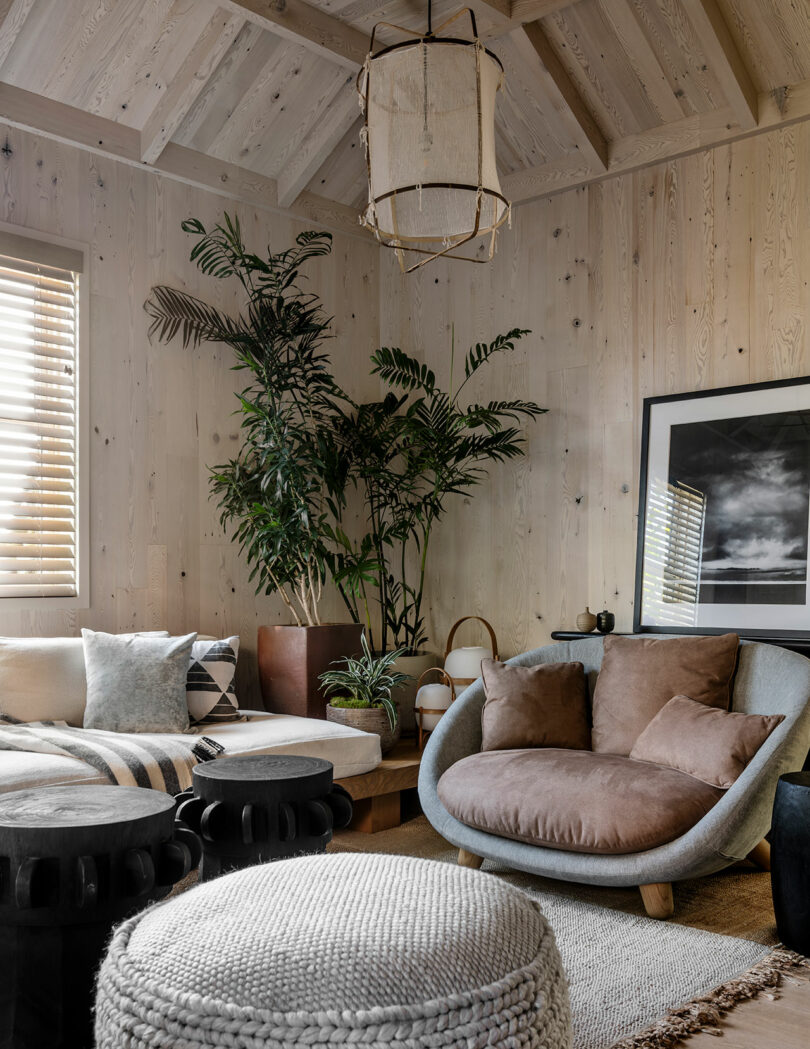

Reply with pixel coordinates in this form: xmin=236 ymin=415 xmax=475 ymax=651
xmin=326 ymin=702 xmax=400 ymax=754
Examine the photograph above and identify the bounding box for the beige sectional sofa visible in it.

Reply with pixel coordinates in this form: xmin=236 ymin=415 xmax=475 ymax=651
xmin=0 ymin=636 xmax=381 ymax=794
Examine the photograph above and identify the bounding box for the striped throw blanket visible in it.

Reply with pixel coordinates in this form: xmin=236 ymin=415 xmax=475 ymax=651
xmin=0 ymin=715 xmax=224 ymax=795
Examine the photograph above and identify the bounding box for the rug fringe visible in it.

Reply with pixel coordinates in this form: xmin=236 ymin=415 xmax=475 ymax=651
xmin=609 ymin=947 xmax=810 ymax=1049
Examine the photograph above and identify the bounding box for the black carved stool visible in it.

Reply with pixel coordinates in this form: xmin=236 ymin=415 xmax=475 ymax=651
xmin=175 ymin=754 xmax=353 ymax=880
xmin=0 ymin=784 xmax=201 ymax=1049
xmin=771 ymin=771 xmax=810 ymax=954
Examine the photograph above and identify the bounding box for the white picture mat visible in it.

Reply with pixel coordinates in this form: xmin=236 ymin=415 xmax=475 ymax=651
xmin=641 ymin=382 xmax=810 ymax=631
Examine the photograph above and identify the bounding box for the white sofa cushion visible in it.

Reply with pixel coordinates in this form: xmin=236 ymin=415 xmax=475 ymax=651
xmin=0 ymin=637 xmax=88 ymax=725
xmin=0 ymin=711 xmax=381 ymax=794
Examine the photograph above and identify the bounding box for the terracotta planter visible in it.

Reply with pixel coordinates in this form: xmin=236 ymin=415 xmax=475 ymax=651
xmin=389 ymin=650 xmax=441 ymax=735
xmin=326 ymin=702 xmax=401 ymax=755
xmin=257 ymin=624 xmax=364 ymax=719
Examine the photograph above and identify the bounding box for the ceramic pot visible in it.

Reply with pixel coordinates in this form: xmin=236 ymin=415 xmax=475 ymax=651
xmin=596 ymin=610 xmax=615 ymax=634
xmin=576 ymin=607 xmax=597 ymax=633
xmin=389 ymin=650 xmax=440 ymax=734
xmin=257 ymin=623 xmax=364 ymax=718
xmin=326 ymin=702 xmax=401 ymax=755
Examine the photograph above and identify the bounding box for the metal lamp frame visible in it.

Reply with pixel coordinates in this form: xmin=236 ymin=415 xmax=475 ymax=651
xmin=358 ymin=7 xmax=510 ymax=273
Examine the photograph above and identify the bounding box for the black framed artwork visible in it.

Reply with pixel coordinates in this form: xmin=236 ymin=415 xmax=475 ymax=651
xmin=634 ymin=376 xmax=810 ymax=638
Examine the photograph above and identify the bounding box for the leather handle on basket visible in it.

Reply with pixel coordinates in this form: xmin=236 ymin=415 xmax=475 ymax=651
xmin=444 ymin=616 xmax=499 ymax=661
xmin=416 ymin=666 xmax=456 ymax=702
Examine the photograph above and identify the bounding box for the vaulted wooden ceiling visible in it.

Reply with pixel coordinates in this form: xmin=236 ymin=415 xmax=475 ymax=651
xmin=0 ymin=0 xmax=808 ymax=236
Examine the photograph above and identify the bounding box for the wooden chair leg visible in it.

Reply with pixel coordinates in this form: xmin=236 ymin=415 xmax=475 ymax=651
xmin=458 ymin=848 xmax=484 ymax=870
xmin=747 ymin=839 xmax=771 ymax=871
xmin=639 ymin=882 xmax=674 ymax=919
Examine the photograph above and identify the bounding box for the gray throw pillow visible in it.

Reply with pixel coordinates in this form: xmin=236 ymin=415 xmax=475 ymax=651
xmin=82 ymin=629 xmax=197 ymax=733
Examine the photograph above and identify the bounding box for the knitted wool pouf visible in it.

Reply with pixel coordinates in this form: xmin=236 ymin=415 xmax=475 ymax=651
xmin=95 ymin=852 xmax=572 ymax=1049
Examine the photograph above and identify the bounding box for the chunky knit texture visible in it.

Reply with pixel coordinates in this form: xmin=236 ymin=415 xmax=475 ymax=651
xmin=95 ymin=852 xmax=572 ymax=1048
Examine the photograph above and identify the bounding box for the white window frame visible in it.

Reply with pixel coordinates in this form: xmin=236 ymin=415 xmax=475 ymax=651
xmin=0 ymin=221 xmax=89 ymax=610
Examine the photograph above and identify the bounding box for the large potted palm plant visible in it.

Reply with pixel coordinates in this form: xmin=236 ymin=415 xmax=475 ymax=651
xmin=333 ymin=328 xmax=546 ymax=729
xmin=145 ymin=215 xmax=372 ymax=717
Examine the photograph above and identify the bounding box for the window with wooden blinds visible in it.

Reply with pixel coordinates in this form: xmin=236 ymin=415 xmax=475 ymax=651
xmin=0 ymin=231 xmax=85 ymax=600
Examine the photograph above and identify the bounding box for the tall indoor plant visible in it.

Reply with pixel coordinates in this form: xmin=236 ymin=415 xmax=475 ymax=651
xmin=145 ymin=215 xmax=370 ymax=717
xmin=333 ymin=329 xmax=546 ymax=725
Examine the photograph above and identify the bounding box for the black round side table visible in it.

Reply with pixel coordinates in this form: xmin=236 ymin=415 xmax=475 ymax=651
xmin=175 ymin=754 xmax=354 ymax=881
xmin=0 ymin=784 xmax=201 ymax=1049
xmin=771 ymin=771 xmax=810 ymax=954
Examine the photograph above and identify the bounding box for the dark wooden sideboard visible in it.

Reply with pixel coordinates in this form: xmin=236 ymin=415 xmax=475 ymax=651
xmin=550 ymin=631 xmax=810 ymax=658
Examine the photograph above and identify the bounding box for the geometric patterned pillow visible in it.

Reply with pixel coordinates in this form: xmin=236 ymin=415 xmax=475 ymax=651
xmin=186 ymin=636 xmax=243 ymax=725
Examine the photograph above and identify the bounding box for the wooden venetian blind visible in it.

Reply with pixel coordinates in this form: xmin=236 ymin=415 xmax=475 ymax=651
xmin=0 ymin=232 xmax=83 ymax=598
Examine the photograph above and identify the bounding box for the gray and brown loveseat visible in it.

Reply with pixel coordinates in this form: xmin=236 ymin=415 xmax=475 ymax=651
xmin=419 ymin=635 xmax=810 ymax=917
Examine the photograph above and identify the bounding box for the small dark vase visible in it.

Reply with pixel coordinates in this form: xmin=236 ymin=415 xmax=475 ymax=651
xmin=596 ymin=610 xmax=615 ymax=634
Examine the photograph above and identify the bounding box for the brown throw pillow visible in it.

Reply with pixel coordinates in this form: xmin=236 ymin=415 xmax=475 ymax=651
xmin=591 ymin=633 xmax=739 ymax=755
xmin=630 ymin=694 xmax=784 ymax=789
xmin=480 ymin=658 xmax=590 ymax=752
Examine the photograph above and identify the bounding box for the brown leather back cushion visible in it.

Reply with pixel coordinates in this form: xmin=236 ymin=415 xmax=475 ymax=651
xmin=438 ymin=749 xmax=724 ymax=855
xmin=480 ymin=658 xmax=590 ymax=752
xmin=591 ymin=633 xmax=739 ymax=755
xmin=630 ymin=694 xmax=784 ymax=789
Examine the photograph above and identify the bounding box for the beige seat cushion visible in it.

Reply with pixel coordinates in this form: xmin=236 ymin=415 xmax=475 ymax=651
xmin=0 ymin=751 xmax=108 ymax=794
xmin=197 ymin=710 xmax=381 ymax=779
xmin=0 ymin=711 xmax=381 ymax=796
xmin=591 ymin=633 xmax=740 ymax=755
xmin=438 ymin=748 xmax=724 ymax=855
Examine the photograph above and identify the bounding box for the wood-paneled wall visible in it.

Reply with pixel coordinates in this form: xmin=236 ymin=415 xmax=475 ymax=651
xmin=0 ymin=121 xmax=379 ymax=703
xmin=380 ymin=122 xmax=810 ymax=659
xmin=3 ymin=114 xmax=808 ymax=687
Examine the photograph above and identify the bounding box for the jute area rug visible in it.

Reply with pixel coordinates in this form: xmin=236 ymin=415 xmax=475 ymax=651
xmin=328 ymin=816 xmax=808 ymax=1049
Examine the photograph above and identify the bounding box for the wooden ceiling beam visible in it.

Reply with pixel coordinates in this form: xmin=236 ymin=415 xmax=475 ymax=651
xmin=140 ymin=12 xmax=244 ymax=165
xmin=221 ymin=0 xmax=368 ymax=70
xmin=477 ymin=0 xmax=578 ymax=40
xmin=503 ymin=76 xmax=810 ymax=205
xmin=0 ymin=0 xmax=36 ymax=69
xmin=509 ymin=0 xmax=578 ymax=22
xmin=520 ymin=20 xmax=608 ymax=171
xmin=598 ymin=0 xmax=685 ymax=124
xmin=0 ymin=80 xmax=371 ymax=241
xmin=277 ymin=79 xmax=359 ymax=209
xmin=679 ymin=0 xmax=758 ymax=129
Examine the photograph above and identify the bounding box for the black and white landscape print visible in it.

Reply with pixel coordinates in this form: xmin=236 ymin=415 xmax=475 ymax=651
xmin=668 ymin=409 xmax=810 ymax=605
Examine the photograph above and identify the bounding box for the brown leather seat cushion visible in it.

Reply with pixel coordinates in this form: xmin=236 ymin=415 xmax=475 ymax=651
xmin=437 ymin=749 xmax=725 ymax=855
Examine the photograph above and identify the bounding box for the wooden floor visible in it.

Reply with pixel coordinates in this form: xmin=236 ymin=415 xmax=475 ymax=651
xmin=685 ymin=975 xmax=810 ymax=1048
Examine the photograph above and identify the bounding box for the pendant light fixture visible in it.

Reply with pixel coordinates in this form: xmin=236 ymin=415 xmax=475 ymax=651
xmin=357 ymin=4 xmax=510 ymax=273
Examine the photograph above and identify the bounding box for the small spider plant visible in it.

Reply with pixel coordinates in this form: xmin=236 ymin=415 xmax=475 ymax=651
xmin=319 ymin=634 xmax=411 ymax=731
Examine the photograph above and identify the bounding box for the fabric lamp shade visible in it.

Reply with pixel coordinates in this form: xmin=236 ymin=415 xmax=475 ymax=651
xmin=444 ymin=645 xmax=491 ymax=683
xmin=415 ymin=681 xmax=454 ymax=732
xmin=359 ymin=12 xmax=509 ymax=272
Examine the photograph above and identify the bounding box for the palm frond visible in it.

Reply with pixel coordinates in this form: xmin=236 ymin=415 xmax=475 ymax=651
xmin=371 ymin=346 xmax=436 ymax=393
xmin=461 ymin=328 xmax=531 ymax=381
xmin=144 ymin=286 xmax=239 ymax=348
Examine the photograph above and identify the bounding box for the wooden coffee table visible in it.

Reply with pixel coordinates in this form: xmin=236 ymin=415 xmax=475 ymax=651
xmin=335 ymin=740 xmax=422 ymax=833
xmin=0 ymin=784 xmax=199 ymax=1049
xmin=175 ymin=754 xmax=354 ymax=879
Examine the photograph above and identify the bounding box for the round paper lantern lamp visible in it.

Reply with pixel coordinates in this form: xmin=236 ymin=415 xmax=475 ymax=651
xmin=444 ymin=616 xmax=499 ymax=693
xmin=414 ymin=668 xmax=455 ymax=750
xmin=358 ymin=9 xmax=510 ymax=272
